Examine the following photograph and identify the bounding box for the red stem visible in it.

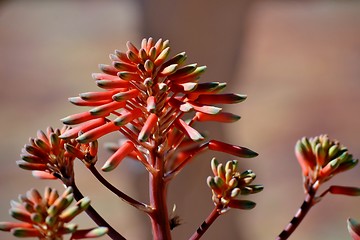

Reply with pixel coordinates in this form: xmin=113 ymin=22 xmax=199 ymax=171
xmin=276 ymin=182 xmax=319 ymax=240
xmin=149 ymin=149 xmax=172 ymax=240
xmin=189 ymin=206 xmax=220 ymax=240
xmin=88 ymin=164 xmax=152 ymax=213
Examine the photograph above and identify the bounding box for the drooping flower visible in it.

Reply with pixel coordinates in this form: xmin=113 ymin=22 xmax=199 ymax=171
xmin=0 ymin=187 xmax=108 ymax=239
xmin=207 ymin=158 xmax=263 ymax=212
xmin=60 ymin=38 xmax=254 ymax=172
xmin=16 ymin=126 xmax=98 ymax=184
xmin=295 ymin=135 xmax=358 ymax=189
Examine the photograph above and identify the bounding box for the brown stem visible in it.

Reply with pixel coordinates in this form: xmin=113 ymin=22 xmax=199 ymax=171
xmin=189 ymin=206 xmax=220 ymax=240
xmin=69 ymin=182 xmax=126 ymax=240
xmin=149 ymin=150 xmax=172 ymax=240
xmin=88 ymin=164 xmax=153 ymax=213
xmin=276 ymin=182 xmax=319 ymax=240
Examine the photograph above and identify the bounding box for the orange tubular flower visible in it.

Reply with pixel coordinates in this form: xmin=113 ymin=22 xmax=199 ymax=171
xmin=60 ymin=37 xmax=257 ymax=173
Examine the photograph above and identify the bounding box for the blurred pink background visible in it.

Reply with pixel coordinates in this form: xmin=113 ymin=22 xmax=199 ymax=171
xmin=1 ymin=1 xmax=360 ymax=239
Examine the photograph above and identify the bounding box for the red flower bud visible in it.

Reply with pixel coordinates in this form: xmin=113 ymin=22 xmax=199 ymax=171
xmin=208 ymin=140 xmax=258 ymax=158
xmin=102 ymin=141 xmax=135 ymax=172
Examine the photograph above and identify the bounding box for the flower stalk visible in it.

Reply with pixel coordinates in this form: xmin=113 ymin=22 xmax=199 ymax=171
xmin=277 ymin=135 xmax=359 ymax=239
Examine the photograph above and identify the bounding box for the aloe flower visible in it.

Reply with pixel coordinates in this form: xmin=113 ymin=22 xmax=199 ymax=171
xmin=16 ymin=126 xmax=98 ymax=185
xmin=59 ymin=38 xmax=257 ymax=240
xmin=60 ymin=38 xmax=254 ymax=173
xmin=0 ymin=187 xmax=107 ymax=239
xmin=189 ymin=158 xmax=262 ymax=240
xmin=277 ymin=135 xmax=359 ymax=240
xmin=207 ymin=158 xmax=263 ymax=211
xmin=295 ymin=134 xmax=358 ymax=189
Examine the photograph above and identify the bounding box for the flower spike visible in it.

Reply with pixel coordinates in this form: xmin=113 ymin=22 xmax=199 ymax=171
xmin=0 ymin=187 xmax=107 ymax=239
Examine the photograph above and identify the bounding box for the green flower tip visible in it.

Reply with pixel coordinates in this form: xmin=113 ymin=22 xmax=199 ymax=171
xmin=295 ymin=134 xmax=358 ymax=186
xmin=207 ymin=159 xmax=262 ymax=210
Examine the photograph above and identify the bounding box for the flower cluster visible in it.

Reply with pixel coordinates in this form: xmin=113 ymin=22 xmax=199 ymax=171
xmin=60 ymin=38 xmax=253 ymax=173
xmin=17 ymin=126 xmax=98 ymax=185
xmin=0 ymin=187 xmax=107 ymax=239
xmin=207 ymin=158 xmax=263 ymax=212
xmin=295 ymin=135 xmax=358 ymax=189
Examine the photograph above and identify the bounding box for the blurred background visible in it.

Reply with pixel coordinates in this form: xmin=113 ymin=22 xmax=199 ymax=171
xmin=1 ymin=0 xmax=360 ymax=239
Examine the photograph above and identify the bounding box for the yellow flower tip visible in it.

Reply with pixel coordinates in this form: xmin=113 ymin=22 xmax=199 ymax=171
xmin=71 ymin=227 xmax=109 ymax=239
xmin=112 ymin=89 xmax=140 ymax=102
xmin=146 ymin=96 xmax=156 ymax=113
xmin=76 ymin=122 xmax=119 ymax=144
xmin=159 ymin=64 xmax=178 ymax=76
xmin=174 ymin=118 xmax=204 ymax=142
xmin=99 ymin=64 xmax=119 ymax=76
xmin=89 ymin=101 xmax=125 ymax=117
xmin=113 ymin=108 xmax=142 ymax=127
xmin=32 ymin=171 xmax=57 ymax=179
xmin=59 ymin=118 xmax=106 ymax=140
xmin=61 ymin=111 xmax=95 ymax=125
xmin=138 ymin=114 xmax=158 ymax=142
xmin=101 ymin=141 xmax=135 ymax=172
xmin=154 ymin=47 xmax=170 ymax=66
xmin=96 ymin=79 xmax=130 ymax=89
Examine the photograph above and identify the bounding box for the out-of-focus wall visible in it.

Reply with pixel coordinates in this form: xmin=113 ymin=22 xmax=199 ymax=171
xmin=0 ymin=1 xmax=360 ymax=240
xmin=227 ymin=2 xmax=360 ymax=239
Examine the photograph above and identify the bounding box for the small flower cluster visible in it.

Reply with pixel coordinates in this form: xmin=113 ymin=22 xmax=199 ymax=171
xmin=207 ymin=158 xmax=263 ymax=212
xmin=295 ymin=135 xmax=358 ymax=189
xmin=0 ymin=187 xmax=107 ymax=239
xmin=16 ymin=126 xmax=98 ymax=184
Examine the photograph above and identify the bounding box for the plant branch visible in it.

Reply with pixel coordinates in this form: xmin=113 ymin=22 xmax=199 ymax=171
xmin=189 ymin=206 xmax=220 ymax=240
xmin=68 ymin=181 xmax=126 ymax=240
xmin=88 ymin=164 xmax=153 ymax=213
xmin=276 ymin=181 xmax=320 ymax=240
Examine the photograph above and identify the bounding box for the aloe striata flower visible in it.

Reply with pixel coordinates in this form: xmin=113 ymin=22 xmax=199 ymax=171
xmin=17 ymin=126 xmax=98 ymax=185
xmin=295 ymin=135 xmax=358 ymax=189
xmin=0 ymin=187 xmax=107 ymax=239
xmin=207 ymin=158 xmax=263 ymax=212
xmin=60 ymin=38 xmax=255 ymax=173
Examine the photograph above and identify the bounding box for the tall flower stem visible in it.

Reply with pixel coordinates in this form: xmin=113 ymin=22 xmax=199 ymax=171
xmin=69 ymin=182 xmax=125 ymax=240
xmin=149 ymin=149 xmax=172 ymax=240
xmin=276 ymin=181 xmax=319 ymax=240
xmin=189 ymin=206 xmax=220 ymax=240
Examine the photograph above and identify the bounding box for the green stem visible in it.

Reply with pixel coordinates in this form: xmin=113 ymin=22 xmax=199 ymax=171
xmin=189 ymin=206 xmax=220 ymax=240
xmin=276 ymin=182 xmax=319 ymax=240
xmin=69 ymin=182 xmax=126 ymax=240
